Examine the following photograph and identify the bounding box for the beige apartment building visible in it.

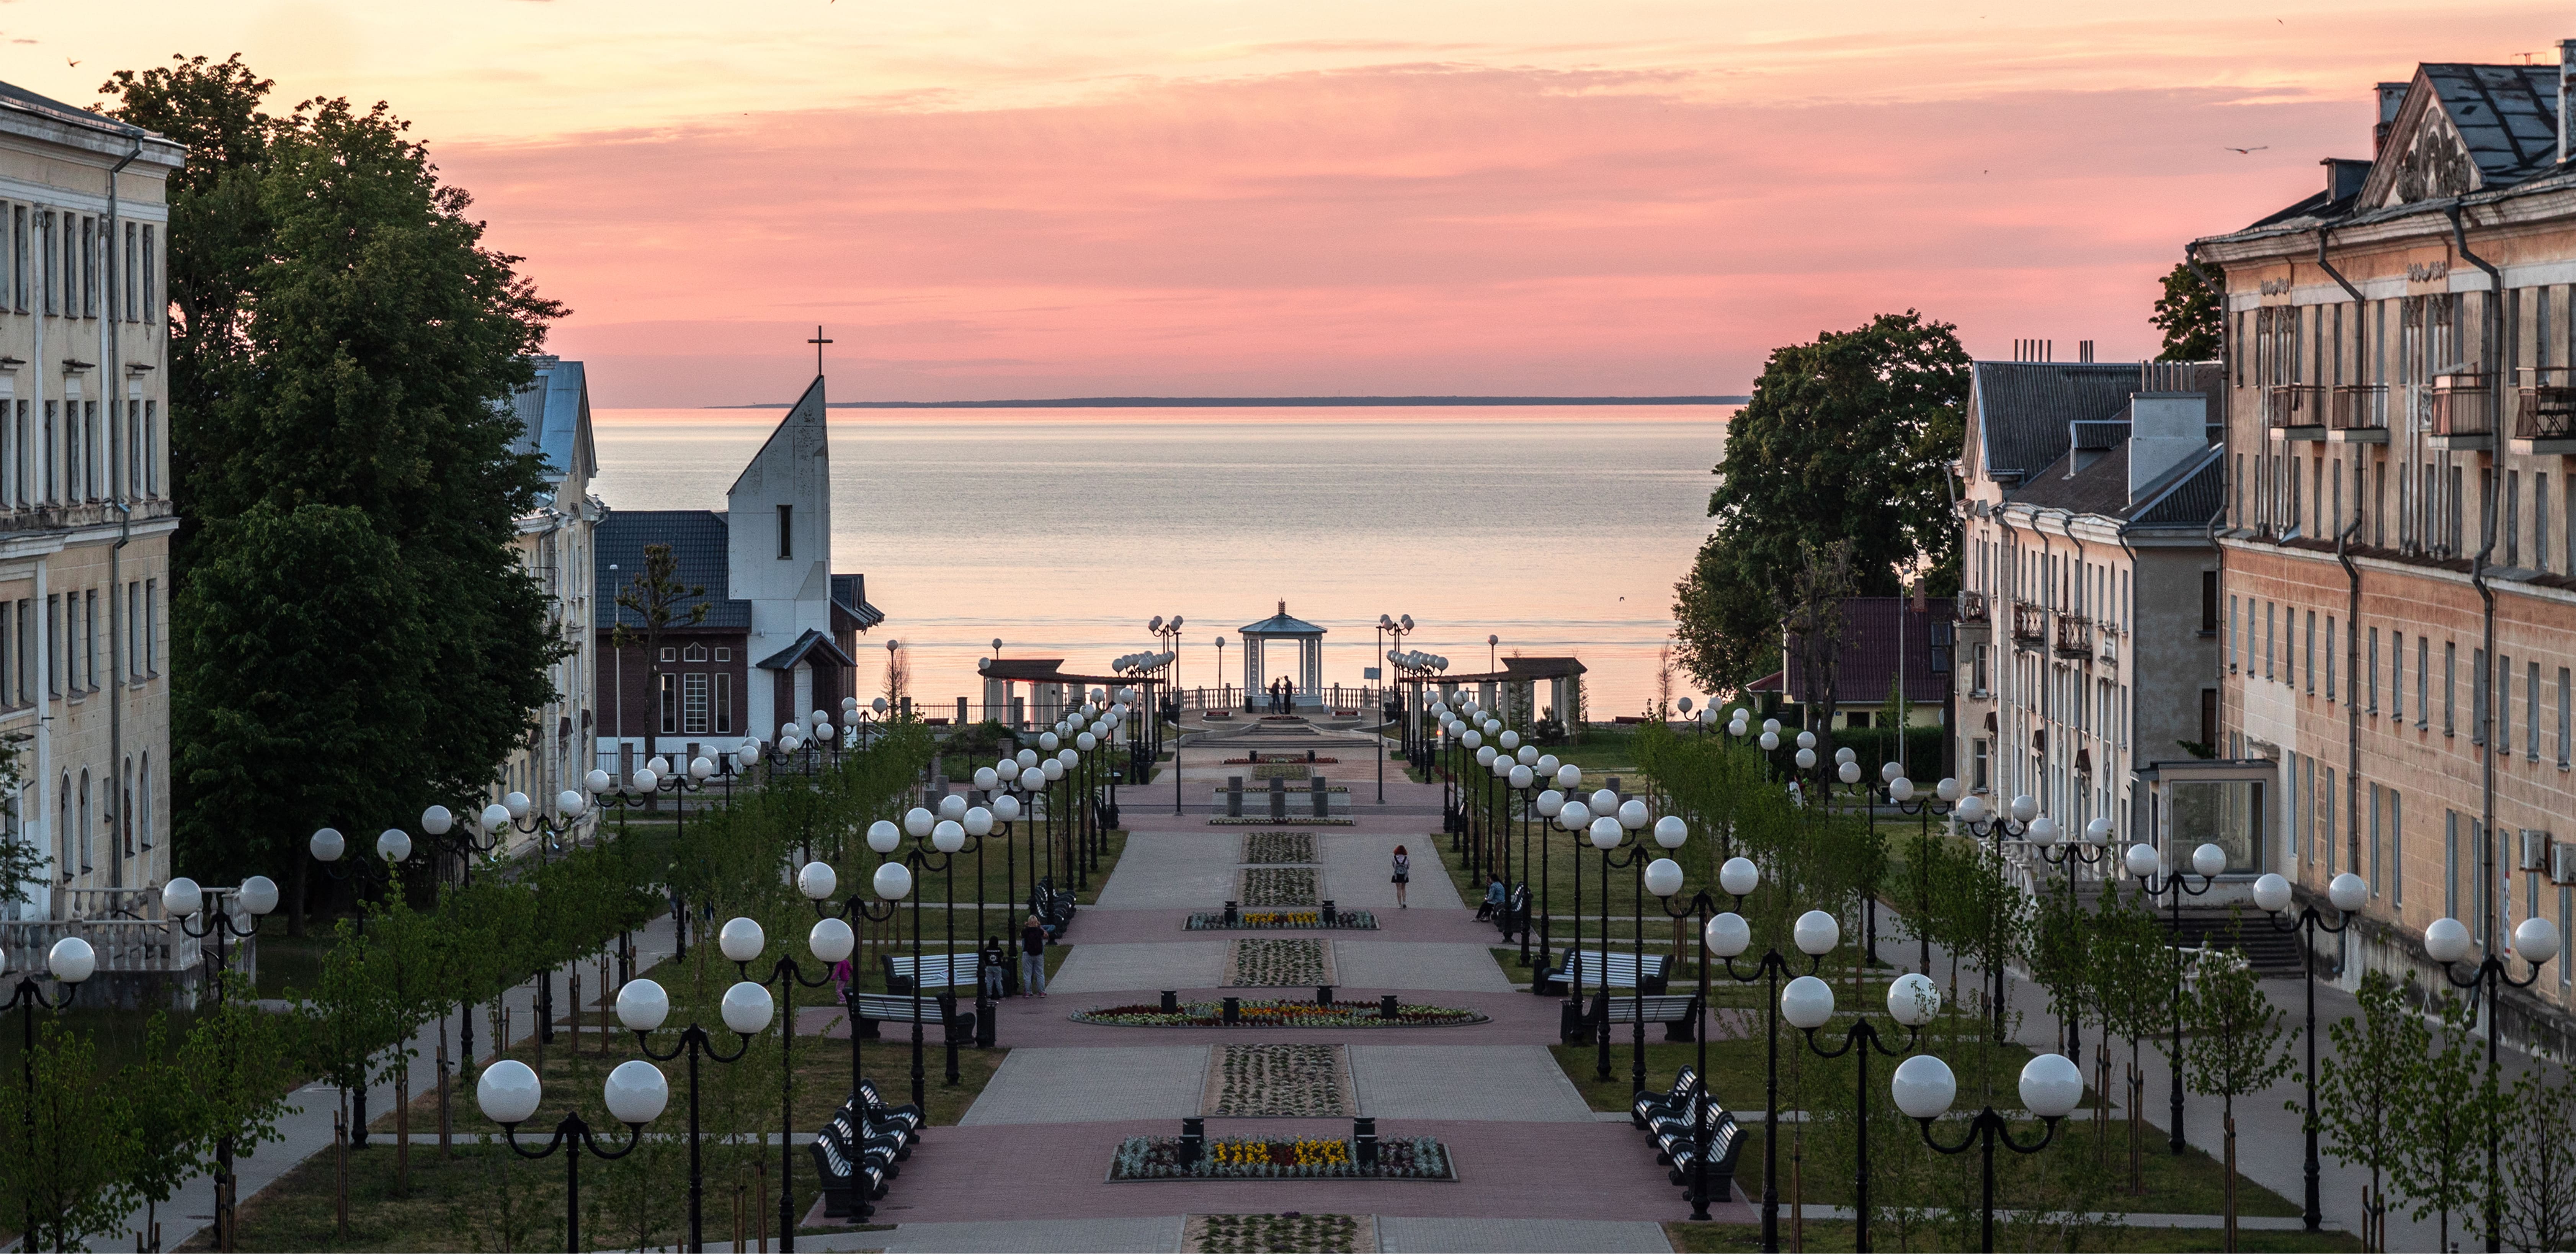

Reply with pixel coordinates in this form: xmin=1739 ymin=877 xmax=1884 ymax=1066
xmin=2193 ymin=46 xmax=2576 ymax=1050
xmin=0 ymin=85 xmax=183 ymax=982
xmin=492 ymin=356 xmax=601 ymax=853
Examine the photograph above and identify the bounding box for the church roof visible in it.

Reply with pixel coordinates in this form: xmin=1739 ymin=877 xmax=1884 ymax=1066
xmin=1239 ymin=601 xmax=1325 ymax=636
xmin=755 ymin=628 xmax=857 ymax=672
xmin=595 ymin=510 xmax=752 ymax=630
xmin=728 ymin=375 xmax=828 ymax=500
xmin=831 ymin=574 xmax=885 ymax=630
xmin=508 ymin=357 xmax=596 ymax=486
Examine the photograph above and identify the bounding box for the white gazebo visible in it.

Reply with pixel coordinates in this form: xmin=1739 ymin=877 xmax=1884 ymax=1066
xmin=1239 ymin=601 xmax=1325 ymax=706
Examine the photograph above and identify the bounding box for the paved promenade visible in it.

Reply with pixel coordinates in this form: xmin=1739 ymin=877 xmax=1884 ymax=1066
xmin=812 ymin=729 xmax=1746 ymax=1249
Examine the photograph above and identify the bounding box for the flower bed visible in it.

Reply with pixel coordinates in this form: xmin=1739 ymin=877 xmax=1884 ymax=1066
xmin=1111 ymin=1135 xmax=1455 ymax=1181
xmin=1186 ymin=910 xmax=1376 ymax=930
xmin=1186 ymin=1213 xmax=1372 ymax=1254
xmin=1243 ymin=832 xmax=1316 ymax=864
xmin=1203 ymin=1044 xmax=1353 ymax=1117
xmin=1225 ymin=755 xmax=1340 ymax=765
xmin=1238 ymin=867 xmax=1318 ymax=906
xmin=1209 ymin=817 xmax=1353 ymax=826
xmin=1250 ymin=763 xmax=1311 ymax=781
xmin=1225 ymin=937 xmax=1334 ymax=987
xmin=1071 ymin=1000 xmax=1487 ymax=1028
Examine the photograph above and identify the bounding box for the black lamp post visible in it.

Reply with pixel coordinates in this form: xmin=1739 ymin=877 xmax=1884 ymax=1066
xmin=166 ymin=874 xmax=282 ymax=1252
xmin=1789 ymin=968 xmax=1939 ymax=1252
xmin=1582 ymin=793 xmax=1675 ymax=1092
xmin=476 ymin=1057 xmax=665 ymax=1254
xmin=2124 ymin=837 xmax=2228 ymax=1154
xmin=614 ymin=974 xmax=763 ymax=1249
xmin=1644 ymin=874 xmax=1721 ymax=1221
xmin=305 ymin=827 xmax=413 ymax=1139
xmin=2250 ymin=869 xmax=2365 ymax=1234
xmin=2025 ymin=813 xmax=2112 ymax=1064
xmin=7 ymin=935 xmax=95 ymax=1252
xmin=1946 ymin=790 xmax=2047 ymax=1042
xmin=801 ymin=858 xmax=903 ymax=1104
xmin=1702 ymin=855 xmax=1836 ymax=1254
xmin=736 ymin=915 xmax=838 ymax=1254
xmin=2426 ymin=906 xmax=2561 ymax=1253
xmin=1897 ymin=1051 xmax=2083 ymax=1254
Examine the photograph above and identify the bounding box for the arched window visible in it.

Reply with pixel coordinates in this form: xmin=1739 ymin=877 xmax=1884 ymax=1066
xmin=76 ymin=768 xmax=89 ymax=876
xmin=139 ymin=752 xmax=152 ymax=852
xmin=122 ymin=755 xmax=134 ymax=857
xmin=55 ymin=773 xmax=68 ymax=884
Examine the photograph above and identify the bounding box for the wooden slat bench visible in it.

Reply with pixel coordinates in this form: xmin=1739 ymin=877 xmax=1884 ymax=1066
xmin=882 ymin=953 xmax=980 ymax=994
xmin=848 ymin=992 xmax=970 ymax=1043
xmin=1600 ymin=993 xmax=1703 ymax=1041
xmin=1536 ymin=949 xmax=1671 ymax=995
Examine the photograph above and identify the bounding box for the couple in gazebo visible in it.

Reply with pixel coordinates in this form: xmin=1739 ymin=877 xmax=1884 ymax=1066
xmin=1265 ymin=676 xmax=1299 ymax=713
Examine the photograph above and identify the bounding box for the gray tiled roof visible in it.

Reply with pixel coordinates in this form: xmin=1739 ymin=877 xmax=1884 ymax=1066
xmin=755 ymin=628 xmax=857 ymax=672
xmin=594 ymin=510 xmax=750 ymax=630
xmin=1968 ymin=363 xmax=2145 ymax=482
xmin=2007 ymin=443 xmax=2224 ymax=531
xmin=506 ymin=357 xmax=594 ymax=482
xmin=2132 ymin=451 xmax=2225 ymax=528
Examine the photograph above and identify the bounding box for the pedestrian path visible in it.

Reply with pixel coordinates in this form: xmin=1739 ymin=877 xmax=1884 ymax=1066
xmin=825 ymin=740 xmax=1745 ymax=1242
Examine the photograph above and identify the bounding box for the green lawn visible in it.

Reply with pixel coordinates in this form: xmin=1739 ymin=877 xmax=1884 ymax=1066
xmin=1714 ymin=1120 xmax=2300 ymax=1218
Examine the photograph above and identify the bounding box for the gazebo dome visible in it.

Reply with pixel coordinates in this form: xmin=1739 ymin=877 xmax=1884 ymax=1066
xmin=1238 ymin=600 xmax=1325 ymax=637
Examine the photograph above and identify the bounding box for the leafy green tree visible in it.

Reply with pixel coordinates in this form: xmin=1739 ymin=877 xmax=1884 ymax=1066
xmin=2151 ymin=261 xmax=2223 ymax=361
xmin=2180 ymin=950 xmax=2292 ymax=1251
xmin=2315 ymin=971 xmax=2422 ymax=1251
xmin=102 ymin=59 xmax=567 ymax=885
xmin=2393 ymin=991 xmax=2494 ymax=1254
xmin=2084 ymin=882 xmax=2169 ymax=1192
xmin=0 ymin=1019 xmax=137 ymax=1251
xmin=1673 ymin=311 xmax=1968 ymax=692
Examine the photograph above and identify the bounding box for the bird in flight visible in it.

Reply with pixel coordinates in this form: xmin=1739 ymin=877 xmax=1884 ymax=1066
xmin=65 ymin=57 xmax=78 ymax=67
xmin=2224 ymin=146 xmax=2269 ymax=154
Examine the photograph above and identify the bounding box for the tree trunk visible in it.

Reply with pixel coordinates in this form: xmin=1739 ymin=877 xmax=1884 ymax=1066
xmin=2223 ymin=1110 xmax=2238 ymax=1252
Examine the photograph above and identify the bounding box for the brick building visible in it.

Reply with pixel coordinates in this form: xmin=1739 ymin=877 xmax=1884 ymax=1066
xmin=2192 ymin=42 xmax=2576 ymax=1047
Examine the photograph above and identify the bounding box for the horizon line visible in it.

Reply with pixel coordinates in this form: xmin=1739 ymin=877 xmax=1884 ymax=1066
xmin=704 ymin=394 xmax=1750 ymax=410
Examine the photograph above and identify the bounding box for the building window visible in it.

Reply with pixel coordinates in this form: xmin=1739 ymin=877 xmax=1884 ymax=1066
xmin=2325 ymin=616 xmax=2336 ymax=700
xmin=682 ymin=672 xmax=709 ymax=734
xmin=2390 ymin=790 xmax=2403 ymax=906
xmin=2418 ymin=637 xmax=2430 ymax=728
xmin=2540 ymin=474 xmax=2554 ymax=571
xmin=659 ymin=646 xmax=677 ymax=662
xmin=2445 ymin=642 xmax=2457 ymax=735
xmin=2367 ymin=628 xmax=2379 ymax=712
xmin=2227 ymin=597 xmax=2239 ymax=671
xmin=83 ymin=589 xmax=95 ymax=690
xmin=2303 ymin=611 xmax=2315 ymax=692
xmin=2369 ymin=783 xmax=2382 ymax=896
xmin=658 ymin=672 xmax=679 ymax=734
xmin=2200 ymin=572 xmax=2217 ymax=633
xmin=778 ymin=503 xmax=793 ymax=559
xmin=41 ymin=594 xmax=55 ymax=698
xmin=2265 ymin=602 xmax=2276 ymax=680
xmin=681 ymin=643 xmax=709 ymax=663
xmin=1972 ymin=738 xmax=1990 ymax=792
xmin=2200 ymin=688 xmax=2217 ymax=748
xmin=144 ymin=579 xmax=156 ymax=674
xmin=714 ymin=672 xmax=733 ymax=734
xmin=2529 ymin=662 xmax=2542 ymax=760
xmin=2474 ymin=648 xmax=2489 ymax=745
xmin=2559 ymin=667 xmax=2571 ymax=768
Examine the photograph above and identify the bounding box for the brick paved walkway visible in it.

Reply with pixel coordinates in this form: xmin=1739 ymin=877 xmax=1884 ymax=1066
xmin=820 ymin=754 xmax=1747 ymax=1247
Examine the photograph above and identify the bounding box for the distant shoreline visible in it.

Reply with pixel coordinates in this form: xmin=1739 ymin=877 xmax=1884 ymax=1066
xmin=706 ymin=395 xmax=1748 ymax=409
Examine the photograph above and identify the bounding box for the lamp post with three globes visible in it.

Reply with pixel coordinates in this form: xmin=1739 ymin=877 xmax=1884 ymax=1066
xmin=2421 ymin=906 xmax=2561 ymax=1252
xmin=611 ymin=966 xmax=770 ymax=1249
xmin=163 ymin=873 xmax=281 ymax=1252
xmin=1696 ymin=855 xmax=1838 ymax=1253
xmin=2125 ymin=837 xmax=2229 ymax=1154
xmin=1784 ymin=968 xmax=1942 ymax=1253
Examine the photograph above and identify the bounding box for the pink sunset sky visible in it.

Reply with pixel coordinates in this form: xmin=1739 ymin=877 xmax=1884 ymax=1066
xmin=17 ymin=1 xmax=2564 ymax=406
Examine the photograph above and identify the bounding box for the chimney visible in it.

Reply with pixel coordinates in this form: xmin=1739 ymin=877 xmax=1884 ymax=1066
xmin=2128 ymin=388 xmax=2207 ymax=506
xmin=2375 ymin=82 xmax=2410 ymax=155
xmin=2561 ymin=40 xmax=2575 ymax=166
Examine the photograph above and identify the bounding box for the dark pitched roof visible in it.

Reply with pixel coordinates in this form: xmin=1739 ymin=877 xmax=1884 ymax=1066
xmin=594 ymin=510 xmax=751 ymax=630
xmin=2009 ymin=446 xmax=2135 ymax=517
xmin=1784 ymin=596 xmax=1956 ymax=706
xmin=506 ymin=357 xmax=594 ymax=483
xmin=755 ymin=628 xmax=857 ymax=672
xmin=830 ymin=574 xmax=885 ymax=630
xmin=1437 ymin=657 xmax=1590 ymax=683
xmin=1968 ymin=363 xmax=2145 ymax=483
xmin=2131 ymin=451 xmax=2225 ymax=528
xmin=2421 ymin=63 xmax=2563 ymax=186
xmin=1239 ymin=602 xmax=1325 ymax=636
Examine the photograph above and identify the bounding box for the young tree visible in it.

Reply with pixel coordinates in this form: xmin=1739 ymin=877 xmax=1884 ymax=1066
xmin=0 ymin=1020 xmax=137 ymax=1251
xmin=2314 ymin=971 xmax=2424 ymax=1251
xmin=2393 ymin=991 xmax=2494 ymax=1254
xmin=2179 ymin=949 xmax=2292 ymax=1251
xmin=1673 ymin=311 xmax=1969 ymax=692
xmin=2502 ymin=1066 xmax=2576 ymax=1252
xmin=2086 ymin=883 xmax=2170 ymax=1192
xmin=2150 ymin=260 xmax=2223 ymax=362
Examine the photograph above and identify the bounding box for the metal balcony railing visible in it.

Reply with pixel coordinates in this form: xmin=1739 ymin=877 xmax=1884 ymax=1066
xmin=2516 ymin=367 xmax=2576 ymax=440
xmin=2010 ymin=602 xmax=2048 ymax=644
xmin=2330 ymin=384 xmax=2387 ymax=431
xmin=2053 ymin=615 xmax=2094 ymax=657
xmin=2265 ymin=384 xmax=2327 ymax=428
xmin=2429 ymin=373 xmax=2494 ymax=437
xmin=1959 ymin=590 xmax=1989 ymax=623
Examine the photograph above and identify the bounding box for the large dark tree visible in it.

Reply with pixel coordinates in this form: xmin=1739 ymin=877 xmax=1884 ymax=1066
xmin=2152 ymin=260 xmax=2224 ymax=361
xmin=1672 ymin=311 xmax=1968 ymax=694
xmin=102 ymin=57 xmax=568 ymax=880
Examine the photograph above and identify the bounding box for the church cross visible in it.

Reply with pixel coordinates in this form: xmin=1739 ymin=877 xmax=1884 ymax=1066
xmin=808 ymin=325 xmax=833 ymax=376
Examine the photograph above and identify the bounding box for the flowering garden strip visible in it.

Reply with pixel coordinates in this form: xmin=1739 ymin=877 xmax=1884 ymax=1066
xmin=1184 ymin=1213 xmax=1373 ymax=1254
xmin=1224 ymin=937 xmax=1335 ymax=987
xmin=1200 ymin=1043 xmax=1355 ymax=1117
xmin=1242 ymin=832 xmax=1317 ymax=864
xmin=1109 ymin=1135 xmax=1456 ymax=1181
xmin=1186 ymin=910 xmax=1377 ymax=930
xmin=1209 ymin=817 xmax=1352 ymax=826
xmin=1069 ymin=1000 xmax=1488 ymax=1028
xmin=1237 ymin=867 xmax=1319 ymax=906
xmin=1250 ymin=763 xmax=1311 ymax=781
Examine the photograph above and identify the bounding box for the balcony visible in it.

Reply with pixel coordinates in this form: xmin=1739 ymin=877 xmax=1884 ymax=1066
xmin=2264 ymin=384 xmax=2328 ymax=438
xmin=1959 ymin=590 xmax=1989 ymax=623
xmin=2514 ymin=367 xmax=2576 ymax=454
xmin=2428 ymin=373 xmax=2495 ymax=450
xmin=2328 ymin=384 xmax=2388 ymax=443
xmin=2053 ymin=615 xmax=2094 ymax=658
xmin=2010 ymin=602 xmax=2047 ymax=647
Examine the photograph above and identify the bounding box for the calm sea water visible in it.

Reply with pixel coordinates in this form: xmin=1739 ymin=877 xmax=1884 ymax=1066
xmin=590 ymin=405 xmax=1734 ymax=717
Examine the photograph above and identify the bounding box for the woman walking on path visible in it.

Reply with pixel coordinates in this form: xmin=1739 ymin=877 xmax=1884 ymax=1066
xmin=1019 ymin=915 xmax=1050 ymax=997
xmin=1391 ymin=845 xmax=1410 ymax=909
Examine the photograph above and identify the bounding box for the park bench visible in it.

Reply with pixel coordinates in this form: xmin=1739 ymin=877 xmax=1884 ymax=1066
xmin=857 ymin=1078 xmax=923 ymax=1142
xmin=1600 ymin=993 xmax=1703 ymax=1041
xmin=809 ymin=1132 xmax=887 ymax=1220
xmin=848 ymin=992 xmax=972 ymax=1045
xmin=1031 ymin=878 xmax=1077 ymax=933
xmin=823 ymin=1106 xmax=907 ymax=1177
xmin=1660 ymin=1108 xmax=1745 ymax=1198
xmin=883 ymin=953 xmax=981 ymax=995
xmin=1536 ymin=948 xmax=1670 ymax=996
xmin=1632 ymin=1064 xmax=1700 ymax=1127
